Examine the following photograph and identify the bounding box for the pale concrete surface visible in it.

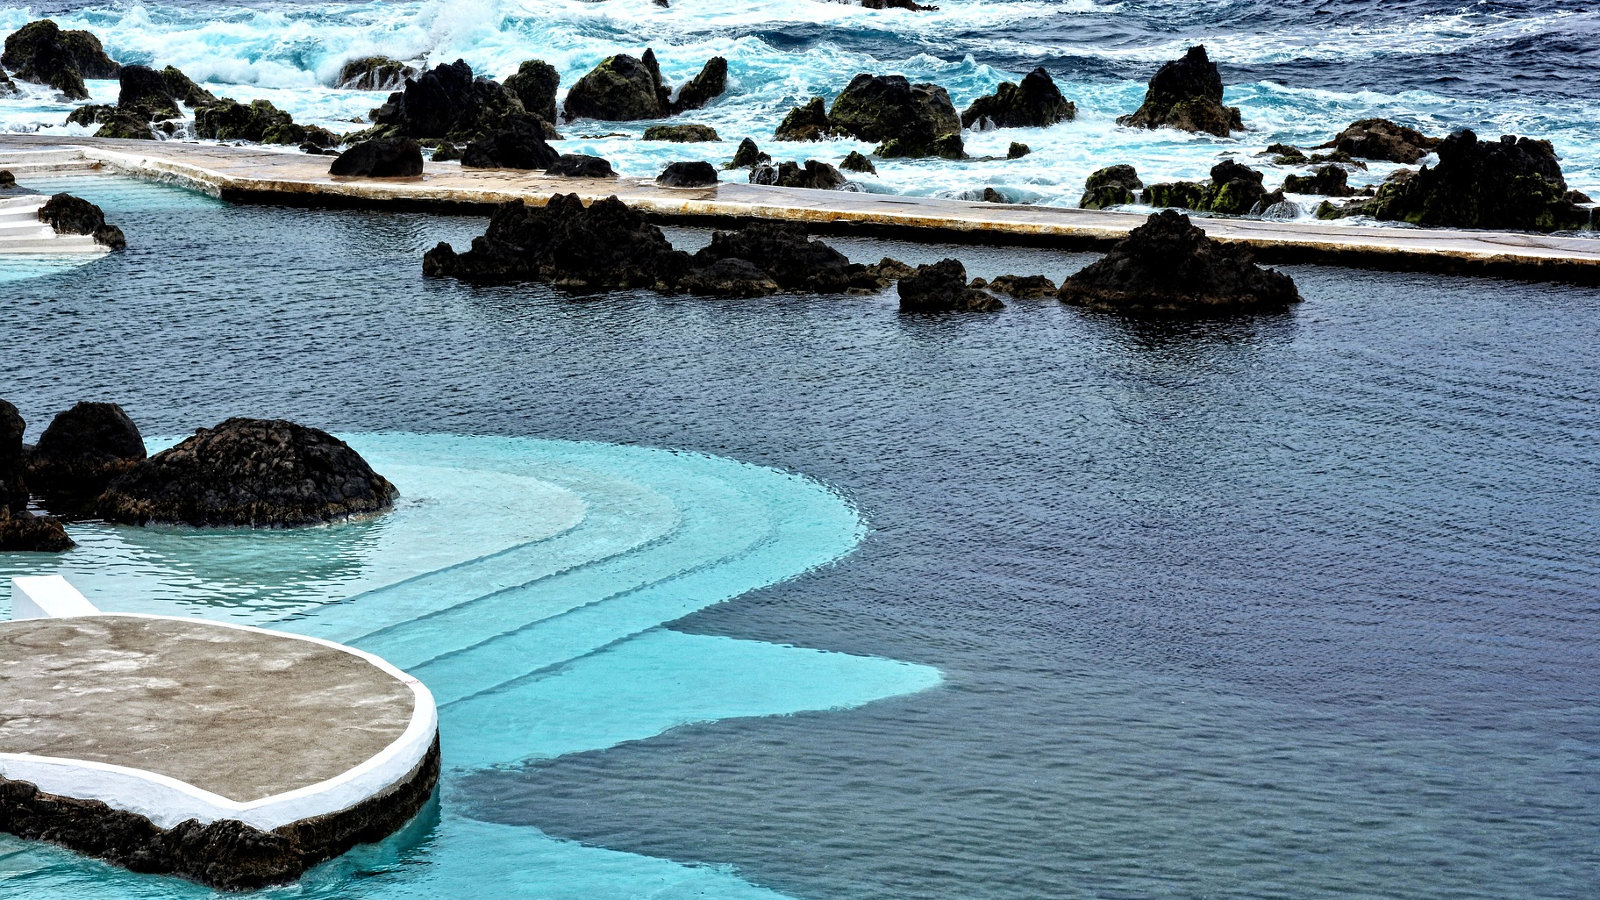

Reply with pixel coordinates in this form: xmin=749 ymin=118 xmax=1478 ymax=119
xmin=0 ymin=615 xmax=415 ymax=802
xmin=3 ymin=134 xmax=1598 ymax=281
xmin=10 ymin=575 xmax=100 ymax=619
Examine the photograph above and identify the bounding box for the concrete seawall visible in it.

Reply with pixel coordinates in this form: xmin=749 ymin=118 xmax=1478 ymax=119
xmin=4 ymin=134 xmax=1600 ymax=284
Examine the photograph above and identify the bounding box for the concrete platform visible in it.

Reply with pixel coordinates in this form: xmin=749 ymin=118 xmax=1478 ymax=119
xmin=3 ymin=134 xmax=1600 ymax=284
xmin=0 ymin=604 xmax=439 ymax=889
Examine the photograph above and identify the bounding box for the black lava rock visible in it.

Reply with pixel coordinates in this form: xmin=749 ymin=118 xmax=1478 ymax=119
xmin=656 ymin=160 xmax=719 ymax=187
xmin=336 ymin=56 xmax=416 ymax=91
xmin=1117 ymin=45 xmax=1243 ymax=137
xmin=564 ymin=50 xmax=669 ymax=121
xmin=26 ymin=401 xmax=146 ymax=503
xmin=329 ymin=138 xmax=424 ymax=177
xmin=773 ymin=97 xmax=830 ymax=141
xmin=367 ymin=59 xmax=524 ymax=142
xmin=727 ymin=138 xmax=767 ymax=169
xmin=671 ymin=56 xmax=727 ymax=114
xmin=1319 ymin=118 xmax=1439 ymax=164
xmin=750 ymin=159 xmax=850 ymax=190
xmin=461 ymin=115 xmax=560 ymax=170
xmin=961 ymin=67 xmax=1075 ymax=129
xmin=503 ymin=58 xmax=560 ymax=123
xmin=690 ymin=222 xmax=876 ymax=293
xmin=546 ymin=154 xmax=616 ymax=177
xmin=829 ymin=73 xmax=963 ymax=158
xmin=898 ymin=259 xmax=1004 ymax=312
xmin=840 ymin=150 xmax=877 ymax=174
xmin=1282 ymin=164 xmax=1356 ymax=197
xmin=1080 ymin=164 xmax=1143 ymax=209
xmin=37 ymin=193 xmax=125 ymax=249
xmin=2 ymin=20 xmax=120 ymax=101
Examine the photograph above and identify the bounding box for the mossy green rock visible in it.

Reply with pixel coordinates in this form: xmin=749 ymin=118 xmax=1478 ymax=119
xmin=503 ymin=59 xmax=559 ymax=123
xmin=564 ymin=51 xmax=667 ymax=121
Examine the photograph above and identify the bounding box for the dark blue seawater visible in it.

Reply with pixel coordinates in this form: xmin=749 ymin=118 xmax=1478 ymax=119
xmin=1 ymin=176 xmax=1596 ymax=897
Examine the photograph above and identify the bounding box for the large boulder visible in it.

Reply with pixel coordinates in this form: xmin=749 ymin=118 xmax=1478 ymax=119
xmin=1319 ymin=118 xmax=1439 ymax=164
xmin=337 ymin=56 xmax=416 ymax=91
xmin=26 ymin=402 xmax=146 ymax=503
xmin=727 ymin=138 xmax=768 ymax=169
xmin=961 ymin=67 xmax=1075 ymax=129
xmin=329 ymin=138 xmax=424 ymax=177
xmin=1080 ymin=164 xmax=1143 ymax=209
xmin=643 ymin=123 xmax=720 ymax=142
xmin=671 ymin=56 xmax=727 ymax=113
xmin=2 ymin=20 xmax=120 ymax=101
xmin=367 ymin=59 xmax=525 ymax=142
xmin=773 ymin=97 xmax=830 ymax=141
xmin=563 ymin=51 xmax=668 ymax=121
xmin=194 ymin=98 xmax=321 ymax=145
xmin=1117 ymin=45 xmax=1242 ymax=137
xmin=829 ymin=74 xmax=963 ymax=158
xmin=898 ymin=259 xmax=1003 ymax=312
xmin=656 ymin=160 xmax=718 ymax=187
xmin=460 ymin=115 xmax=560 ymax=170
xmin=1142 ymin=159 xmax=1272 ymax=216
xmin=423 ymin=194 xmax=691 ymax=291
xmin=503 ymin=59 xmax=559 ymax=123
xmin=546 ymin=154 xmax=615 ymax=178
xmin=750 ymin=159 xmax=849 ymax=190
xmin=689 ymin=222 xmax=876 ymax=293
xmin=1354 ymin=130 xmax=1590 ymax=231
xmin=1281 ymin=164 xmax=1355 ymax=197
xmin=0 ymin=400 xmax=74 ymax=552
xmin=37 ymin=193 xmax=125 ymax=249
xmin=1057 ymin=210 xmax=1301 ymax=315
xmin=97 ymin=418 xmax=398 ymax=528
xmin=115 ymin=65 xmax=180 ymax=120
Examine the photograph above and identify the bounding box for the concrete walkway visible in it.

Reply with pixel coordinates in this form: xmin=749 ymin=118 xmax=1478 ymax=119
xmin=4 ymin=134 xmax=1599 ymax=283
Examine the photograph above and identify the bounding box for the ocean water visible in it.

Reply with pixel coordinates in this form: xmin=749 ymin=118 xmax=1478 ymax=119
xmin=0 ymin=175 xmax=1596 ymax=898
xmin=2 ymin=0 xmax=1599 ymax=212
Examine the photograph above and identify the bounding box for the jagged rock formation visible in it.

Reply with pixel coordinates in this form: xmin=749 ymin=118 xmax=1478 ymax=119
xmin=195 ymin=98 xmax=335 ymax=147
xmin=364 ymin=59 xmax=525 ymax=143
xmin=898 ymin=259 xmax=1002 ymax=312
xmin=1080 ymin=164 xmax=1143 ymax=209
xmin=329 ymin=138 xmax=424 ymax=177
xmin=1 ymin=20 xmax=120 ymax=101
xmin=672 ymin=56 xmax=727 ymax=113
xmin=750 ymin=159 xmax=849 ymax=190
xmin=564 ymin=50 xmax=726 ymax=121
xmin=1319 ymin=118 xmax=1439 ymax=164
xmin=840 ymin=150 xmax=877 ymax=174
xmin=1117 ymin=46 xmax=1242 ymax=137
xmin=960 ymin=67 xmax=1075 ymax=129
xmin=1142 ymin=159 xmax=1274 ymax=216
xmin=546 ymin=154 xmax=615 ymax=177
xmin=727 ymin=138 xmax=768 ymax=169
xmin=773 ymin=98 xmax=830 ymax=141
xmin=37 ymin=193 xmax=125 ymax=249
xmin=643 ymin=124 xmax=720 ymax=142
xmin=97 ymin=418 xmax=398 ymax=527
xmin=25 ymin=402 xmax=145 ymax=504
xmin=656 ymin=160 xmax=718 ymax=187
xmin=337 ymin=56 xmax=416 ymax=91
xmin=460 ymin=115 xmax=559 ymax=169
xmin=502 ymin=59 xmax=559 ymax=123
xmin=830 ymin=73 xmax=964 ymax=158
xmin=1281 ymin=164 xmax=1356 ymax=197
xmin=1057 ymin=210 xmax=1301 ymax=315
xmin=66 ymin=64 xmax=218 ymax=139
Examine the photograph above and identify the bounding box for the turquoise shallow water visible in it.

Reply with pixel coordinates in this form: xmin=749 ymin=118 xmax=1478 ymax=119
xmin=0 ymin=432 xmax=941 ymax=898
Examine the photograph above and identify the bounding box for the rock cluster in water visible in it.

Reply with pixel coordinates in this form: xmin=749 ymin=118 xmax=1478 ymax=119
xmin=1057 ymin=210 xmax=1302 ymax=315
xmin=337 ymin=56 xmax=417 ymax=92
xmin=67 ymin=64 xmax=218 ymax=139
xmin=960 ymin=68 xmax=1075 ymax=130
xmin=774 ymin=74 xmax=965 ymax=159
xmin=1118 ymin=45 xmax=1243 ymax=137
xmin=97 ymin=418 xmax=399 ymax=528
xmin=751 ymin=159 xmax=850 ymax=190
xmin=361 ymin=59 xmax=530 ymax=144
xmin=1319 ymin=118 xmax=1440 ymax=164
xmin=37 ymin=193 xmax=126 ymax=249
xmin=1143 ymin=160 xmax=1280 ymax=216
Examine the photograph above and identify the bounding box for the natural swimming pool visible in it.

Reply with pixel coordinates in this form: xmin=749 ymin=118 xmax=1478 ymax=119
xmin=1 ymin=176 xmax=1597 ymax=898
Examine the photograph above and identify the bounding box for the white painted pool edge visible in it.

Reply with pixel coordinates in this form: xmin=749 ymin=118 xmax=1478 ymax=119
xmin=2 ymin=584 xmax=438 ymax=832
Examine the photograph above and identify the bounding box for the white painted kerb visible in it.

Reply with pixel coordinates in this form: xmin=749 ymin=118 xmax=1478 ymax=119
xmin=10 ymin=575 xmax=100 ymax=620
xmin=0 ymin=613 xmax=438 ymax=831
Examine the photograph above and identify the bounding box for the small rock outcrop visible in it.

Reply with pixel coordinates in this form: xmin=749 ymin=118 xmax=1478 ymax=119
xmin=1281 ymin=164 xmax=1355 ymax=197
xmin=1117 ymin=45 xmax=1242 ymax=137
xmin=195 ymin=98 xmax=332 ymax=146
xmin=1007 ymin=142 xmax=1030 ymax=159
xmin=986 ymin=274 xmax=1058 ymax=299
xmin=672 ymin=56 xmax=727 ymax=113
xmin=564 ymin=51 xmax=667 ymax=121
xmin=366 ymin=59 xmax=524 ymax=143
xmin=502 ymin=59 xmax=559 ymax=123
xmin=37 ymin=193 xmax=125 ymax=249
xmin=840 ymin=150 xmax=877 ymax=174
xmin=0 ymin=400 xmax=74 ymax=552
xmin=899 ymin=259 xmax=1003 ymax=312
xmin=727 ymin=138 xmax=767 ymax=169
xmin=546 ymin=154 xmax=615 ymax=177
xmin=750 ymin=159 xmax=849 ymax=190
xmin=656 ymin=160 xmax=718 ymax=187
xmin=773 ymin=97 xmax=830 ymax=141
xmin=423 ymin=194 xmax=691 ymax=290
xmin=1142 ymin=159 xmax=1272 ymax=216
xmin=1080 ymin=164 xmax=1143 ymax=209
xmin=460 ymin=115 xmax=559 ymax=170
xmin=1 ymin=20 xmax=120 ymax=101
xmin=337 ymin=56 xmax=416 ymax=91
xmin=97 ymin=418 xmax=399 ymax=528
xmin=1319 ymin=118 xmax=1439 ymax=164
xmin=643 ymin=123 xmax=720 ymax=142
xmin=960 ymin=67 xmax=1075 ymax=129
xmin=689 ymin=222 xmax=879 ymax=294
xmin=26 ymin=402 xmax=146 ymax=503
xmin=329 ymin=138 xmax=424 ymax=177
xmin=830 ymin=73 xmax=964 ymax=158
xmin=1057 ymin=210 xmax=1301 ymax=316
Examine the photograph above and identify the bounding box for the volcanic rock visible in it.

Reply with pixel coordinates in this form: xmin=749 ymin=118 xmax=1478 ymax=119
xmin=773 ymin=98 xmax=830 ymax=141
xmin=1142 ymin=159 xmax=1270 ymax=216
xmin=430 ymin=141 xmax=461 ymax=162
xmin=329 ymin=138 xmax=424 ymax=177
xmin=423 ymin=194 xmax=691 ymax=290
xmin=546 ymin=154 xmax=615 ymax=177
xmin=1080 ymin=164 xmax=1142 ymax=209
xmin=0 ymin=400 xmax=74 ymax=552
xmin=1007 ymin=142 xmax=1030 ymax=159
xmin=37 ymin=193 xmax=125 ymax=249
xmin=337 ymin=56 xmax=416 ymax=92
xmin=671 ymin=56 xmax=727 ymax=114
xmin=656 ymin=160 xmax=718 ymax=187
xmin=195 ymin=98 xmax=314 ymax=145
xmin=1117 ymin=45 xmax=1242 ymax=137
xmin=961 ymin=67 xmax=1075 ymax=129
xmin=643 ymin=123 xmax=720 ymax=142
xmin=898 ymin=259 xmax=1003 ymax=312
xmin=830 ymin=73 xmax=963 ymax=158
xmin=987 ymin=274 xmax=1058 ymax=298
xmin=840 ymin=151 xmax=877 ymax=174
xmin=727 ymin=138 xmax=768 ymax=168
xmin=0 ymin=68 xmax=16 ymax=97
xmin=690 ymin=222 xmax=876 ymax=293
xmin=750 ymin=159 xmax=850 ymax=190
xmin=461 ymin=115 xmax=560 ymax=170
xmin=1281 ymin=164 xmax=1355 ymax=197
xmin=96 ymin=418 xmax=398 ymax=528
xmin=501 ymin=59 xmax=559 ymax=123
xmin=115 ymin=65 xmax=180 ymax=120
xmin=26 ymin=402 xmax=146 ymax=503
xmin=564 ymin=51 xmax=668 ymax=121
xmin=2 ymin=20 xmax=120 ymax=101
xmin=1320 ymin=118 xmax=1439 ymax=164
xmin=677 ymin=258 xmax=782 ymax=298
xmin=1057 ymin=210 xmax=1301 ymax=315
xmin=366 ymin=59 xmax=524 ymax=142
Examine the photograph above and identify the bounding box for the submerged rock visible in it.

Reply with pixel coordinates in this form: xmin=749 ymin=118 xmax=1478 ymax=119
xmin=960 ymin=67 xmax=1075 ymax=129
xmin=1117 ymin=45 xmax=1242 ymax=137
xmin=672 ymin=56 xmax=727 ymax=114
xmin=461 ymin=115 xmax=559 ymax=170
xmin=1057 ymin=210 xmax=1301 ymax=316
xmin=1281 ymin=164 xmax=1356 ymax=197
xmin=2 ymin=20 xmax=120 ymax=101
xmin=502 ymin=59 xmax=560 ymax=123
xmin=366 ymin=59 xmax=524 ymax=143
xmin=37 ymin=193 xmax=125 ymax=249
xmin=0 ymin=511 xmax=75 ymax=552
xmin=26 ymin=401 xmax=146 ymax=503
xmin=773 ymin=97 xmax=830 ymax=141
xmin=546 ymin=154 xmax=615 ymax=177
xmin=750 ymin=159 xmax=850 ymax=190
xmin=830 ymin=73 xmax=963 ymax=159
xmin=899 ymin=259 xmax=1003 ymax=312
xmin=1142 ymin=159 xmax=1270 ymax=216
xmin=840 ymin=150 xmax=877 ymax=174
xmin=329 ymin=138 xmax=424 ymax=177
xmin=643 ymin=123 xmax=720 ymax=142
xmin=337 ymin=56 xmax=416 ymax=92
xmin=1080 ymin=164 xmax=1143 ymax=209
xmin=564 ymin=51 xmax=669 ymax=121
xmin=1320 ymin=118 xmax=1439 ymax=164
xmin=97 ymin=418 xmax=399 ymax=528
xmin=423 ymin=194 xmax=691 ymax=290
xmin=656 ymin=160 xmax=718 ymax=187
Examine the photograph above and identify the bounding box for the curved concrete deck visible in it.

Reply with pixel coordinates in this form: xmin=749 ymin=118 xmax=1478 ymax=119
xmin=2 ymin=134 xmax=1598 ymax=283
